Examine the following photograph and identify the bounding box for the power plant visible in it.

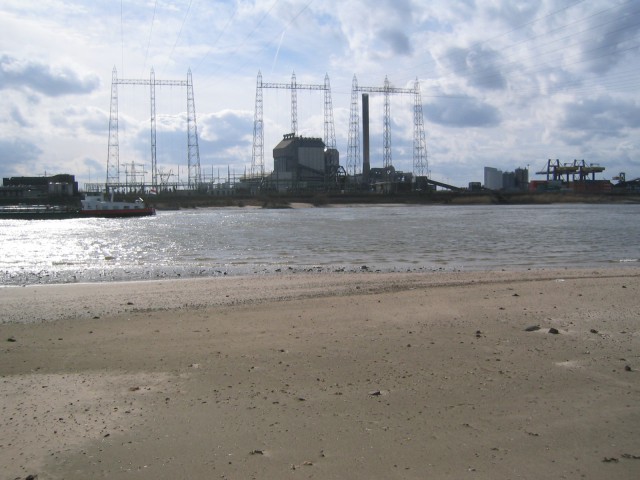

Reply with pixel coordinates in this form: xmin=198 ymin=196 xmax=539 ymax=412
xmin=71 ymin=68 xmax=635 ymax=199
xmin=103 ymin=67 xmax=202 ymax=193
xmin=86 ymin=69 xmax=440 ymax=195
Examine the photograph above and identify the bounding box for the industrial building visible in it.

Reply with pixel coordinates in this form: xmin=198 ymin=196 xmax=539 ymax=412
xmin=531 ymin=159 xmax=611 ymax=192
xmin=0 ymin=174 xmax=79 ymax=204
xmin=484 ymin=167 xmax=529 ymax=191
xmin=264 ymin=133 xmax=343 ymax=192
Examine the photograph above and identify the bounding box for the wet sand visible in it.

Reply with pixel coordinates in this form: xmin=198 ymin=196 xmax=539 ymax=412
xmin=1 ymin=268 xmax=639 ymax=479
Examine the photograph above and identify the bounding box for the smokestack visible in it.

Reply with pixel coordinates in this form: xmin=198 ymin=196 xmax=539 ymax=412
xmin=362 ymin=93 xmax=370 ymax=184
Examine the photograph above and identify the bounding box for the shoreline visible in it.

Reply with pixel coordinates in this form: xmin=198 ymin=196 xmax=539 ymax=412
xmin=2 ymin=268 xmax=639 ymax=479
xmin=146 ymin=190 xmax=640 ymax=210
xmin=2 ymin=267 xmax=638 ymax=324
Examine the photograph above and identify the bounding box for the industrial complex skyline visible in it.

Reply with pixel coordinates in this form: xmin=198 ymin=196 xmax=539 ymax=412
xmin=1 ymin=0 xmax=639 ymax=187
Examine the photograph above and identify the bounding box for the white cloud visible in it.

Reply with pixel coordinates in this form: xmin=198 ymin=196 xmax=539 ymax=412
xmin=0 ymin=0 xmax=638 ymax=187
xmin=0 ymin=54 xmax=100 ymax=96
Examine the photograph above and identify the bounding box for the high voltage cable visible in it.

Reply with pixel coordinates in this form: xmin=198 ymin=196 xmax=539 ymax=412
xmin=449 ymin=29 xmax=640 ymax=97
xmin=193 ymin=3 xmax=240 ymax=73
xmin=440 ymin=4 xmax=639 ymax=82
xmin=142 ymin=0 xmax=159 ymax=76
xmin=120 ymin=0 xmax=124 ymax=75
xmin=197 ymin=0 xmax=315 ymax=90
xmin=406 ymin=1 xmax=639 ymax=102
xmin=442 ymin=19 xmax=640 ymax=96
xmin=431 ymin=2 xmax=635 ymax=80
xmin=397 ymin=0 xmax=589 ymax=84
xmin=162 ymin=0 xmax=195 ymax=75
xmin=194 ymin=0 xmax=281 ymax=89
xmin=445 ymin=5 xmax=640 ymax=85
xmin=545 ymin=68 xmax=639 ymax=97
xmin=229 ymin=0 xmax=315 ymax=77
xmin=121 ymin=0 xmax=637 ymax=118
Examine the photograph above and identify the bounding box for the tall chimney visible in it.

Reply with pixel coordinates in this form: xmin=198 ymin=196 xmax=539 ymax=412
xmin=362 ymin=93 xmax=370 ymax=184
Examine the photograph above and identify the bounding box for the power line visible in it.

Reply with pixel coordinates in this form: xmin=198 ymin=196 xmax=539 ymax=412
xmin=120 ymin=0 xmax=124 ymax=75
xmin=408 ymin=0 xmax=640 ymax=100
xmin=162 ymin=0 xmax=195 ymax=75
xmin=448 ymin=19 xmax=640 ymax=97
xmin=142 ymin=0 xmax=159 ymax=76
xmin=399 ymin=0 xmax=589 ymax=83
xmin=197 ymin=0 xmax=317 ymax=90
xmin=193 ymin=3 xmax=240 ymax=73
xmin=453 ymin=4 xmax=640 ymax=83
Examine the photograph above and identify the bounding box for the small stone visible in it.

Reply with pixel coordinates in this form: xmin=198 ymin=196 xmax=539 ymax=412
xmin=621 ymin=453 xmax=640 ymax=459
xmin=250 ymin=449 xmax=264 ymax=455
xmin=7 ymin=336 xmax=16 ymax=342
xmin=368 ymin=390 xmax=382 ymax=396
xmin=524 ymin=325 xmax=540 ymax=332
xmin=624 ymin=365 xmax=632 ymax=372
xmin=548 ymin=328 xmax=560 ymax=334
xmin=590 ymin=329 xmax=599 ymax=334
xmin=602 ymin=457 xmax=619 ymax=463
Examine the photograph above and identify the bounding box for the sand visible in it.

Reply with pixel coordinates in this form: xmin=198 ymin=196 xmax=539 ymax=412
xmin=1 ymin=268 xmax=639 ymax=479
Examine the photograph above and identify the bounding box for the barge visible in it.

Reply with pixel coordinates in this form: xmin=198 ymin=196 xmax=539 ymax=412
xmin=0 ymin=193 xmax=155 ymax=220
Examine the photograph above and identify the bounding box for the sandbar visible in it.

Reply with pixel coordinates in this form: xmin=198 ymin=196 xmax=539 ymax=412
xmin=1 ymin=268 xmax=639 ymax=479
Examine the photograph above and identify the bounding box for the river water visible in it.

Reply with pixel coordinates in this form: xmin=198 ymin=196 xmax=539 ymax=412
xmin=1 ymin=203 xmax=638 ymax=286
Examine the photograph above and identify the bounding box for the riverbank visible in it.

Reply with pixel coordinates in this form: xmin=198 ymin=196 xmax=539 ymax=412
xmin=2 ymin=268 xmax=639 ymax=479
xmin=144 ymin=190 xmax=640 ymax=210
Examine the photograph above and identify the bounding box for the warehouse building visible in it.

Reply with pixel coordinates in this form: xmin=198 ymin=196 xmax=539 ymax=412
xmin=267 ymin=133 xmax=342 ymax=191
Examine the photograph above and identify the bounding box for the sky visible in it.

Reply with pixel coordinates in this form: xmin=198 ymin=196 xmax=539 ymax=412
xmin=1 ymin=0 xmax=639 ymax=189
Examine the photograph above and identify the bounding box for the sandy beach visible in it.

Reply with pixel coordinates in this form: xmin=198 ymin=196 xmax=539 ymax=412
xmin=1 ymin=268 xmax=639 ymax=479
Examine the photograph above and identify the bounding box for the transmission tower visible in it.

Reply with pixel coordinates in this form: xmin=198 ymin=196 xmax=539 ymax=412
xmin=107 ymin=67 xmax=120 ymax=186
xmin=106 ymin=67 xmax=202 ymax=190
xmin=346 ymin=75 xmax=360 ymax=178
xmin=383 ymin=76 xmax=392 ymax=169
xmin=186 ymin=69 xmax=202 ymax=189
xmin=413 ymin=78 xmax=428 ymax=177
xmin=150 ymin=68 xmax=157 ymax=187
xmin=251 ymin=71 xmax=264 ymax=177
xmin=291 ymin=71 xmax=298 ymax=135
xmin=324 ymin=73 xmax=337 ymax=150
xmin=251 ymin=71 xmax=336 ymax=177
xmin=347 ymin=75 xmax=428 ymax=178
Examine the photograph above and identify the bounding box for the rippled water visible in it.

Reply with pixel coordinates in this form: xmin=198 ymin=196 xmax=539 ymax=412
xmin=1 ymin=203 xmax=638 ymax=285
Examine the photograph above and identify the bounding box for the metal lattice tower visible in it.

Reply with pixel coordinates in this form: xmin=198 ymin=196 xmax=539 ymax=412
xmin=106 ymin=67 xmax=120 ymax=186
xmin=251 ymin=71 xmax=336 ymax=177
xmin=291 ymin=71 xmax=298 ymax=135
xmin=324 ymin=73 xmax=337 ymax=149
xmin=413 ymin=78 xmax=428 ymax=177
xmin=382 ymin=76 xmax=392 ymax=168
xmin=106 ymin=67 xmax=201 ymax=190
xmin=251 ymin=71 xmax=264 ymax=177
xmin=150 ymin=68 xmax=157 ymax=188
xmin=346 ymin=75 xmax=360 ymax=178
xmin=347 ymin=75 xmax=428 ymax=177
xmin=186 ymin=69 xmax=202 ymax=188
